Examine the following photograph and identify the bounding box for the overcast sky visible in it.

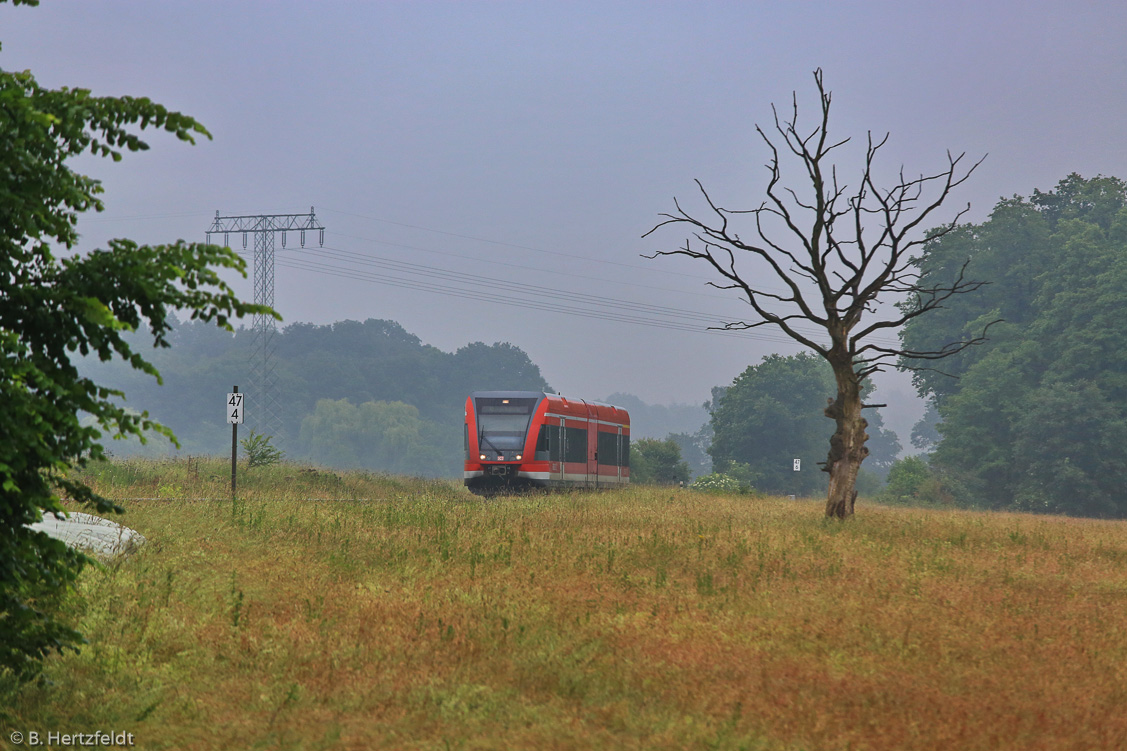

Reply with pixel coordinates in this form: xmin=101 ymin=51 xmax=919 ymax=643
xmin=4 ymin=1 xmax=1127 ymax=431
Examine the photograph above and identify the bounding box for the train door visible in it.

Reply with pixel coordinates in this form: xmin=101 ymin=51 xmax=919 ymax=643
xmin=555 ymin=418 xmax=565 ymax=485
xmin=593 ymin=427 xmax=599 ymax=490
xmin=587 ymin=404 xmax=598 ymax=489
xmin=616 ymin=426 xmax=623 ymax=483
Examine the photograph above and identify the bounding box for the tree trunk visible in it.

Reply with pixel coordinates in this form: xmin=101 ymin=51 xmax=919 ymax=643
xmin=823 ymin=364 xmax=869 ymax=519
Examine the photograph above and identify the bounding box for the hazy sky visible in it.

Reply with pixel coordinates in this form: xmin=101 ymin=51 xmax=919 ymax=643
xmin=4 ymin=1 xmax=1126 ymax=422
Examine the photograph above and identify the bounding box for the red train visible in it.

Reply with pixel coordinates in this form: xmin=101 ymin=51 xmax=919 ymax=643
xmin=464 ymin=390 xmax=630 ymax=494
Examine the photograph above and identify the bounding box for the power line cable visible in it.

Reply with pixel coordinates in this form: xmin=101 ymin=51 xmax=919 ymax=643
xmin=266 ymin=246 xmax=905 ymax=350
xmin=307 ymin=244 xmax=738 ymax=326
xmin=270 ymin=242 xmax=904 ymax=348
xmin=322 ymin=228 xmax=775 ymax=305
xmin=316 ymin=207 xmax=905 ymax=334
xmin=274 ymin=254 xmax=802 ymax=344
xmin=86 ymin=207 xmax=905 ymax=347
xmin=318 ymin=205 xmax=794 ymax=290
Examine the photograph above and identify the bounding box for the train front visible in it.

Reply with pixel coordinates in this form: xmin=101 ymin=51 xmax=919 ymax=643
xmin=464 ymin=391 xmax=546 ymax=494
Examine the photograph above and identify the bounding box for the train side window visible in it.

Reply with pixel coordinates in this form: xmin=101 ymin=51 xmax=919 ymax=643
xmin=621 ymin=435 xmax=630 ymax=468
xmin=564 ymin=426 xmax=587 ymax=463
xmin=597 ymin=430 xmax=619 ymax=466
xmin=536 ymin=425 xmax=551 ymax=461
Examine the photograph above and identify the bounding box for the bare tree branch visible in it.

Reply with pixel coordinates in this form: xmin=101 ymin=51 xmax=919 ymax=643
xmin=642 ymin=68 xmax=989 ymax=519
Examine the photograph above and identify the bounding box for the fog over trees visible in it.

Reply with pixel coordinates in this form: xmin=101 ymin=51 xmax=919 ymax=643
xmin=83 ymin=318 xmax=551 ymax=477
xmin=87 ymin=315 xmax=912 ymax=494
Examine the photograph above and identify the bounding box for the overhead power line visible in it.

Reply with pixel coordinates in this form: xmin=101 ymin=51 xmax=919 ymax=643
xmin=250 ymin=242 xmax=906 ymax=350
xmin=100 ymin=207 xmax=903 ymax=350
xmin=274 ymin=255 xmax=797 ymax=343
xmin=324 ymin=228 xmax=769 ymax=305
xmin=285 ymin=243 xmax=902 ymax=348
xmin=315 ymin=208 xmax=908 ymax=345
xmin=89 ymin=207 xmax=905 ymax=348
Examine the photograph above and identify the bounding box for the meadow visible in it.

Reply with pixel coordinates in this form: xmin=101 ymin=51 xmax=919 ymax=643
xmin=3 ymin=457 xmax=1126 ymax=750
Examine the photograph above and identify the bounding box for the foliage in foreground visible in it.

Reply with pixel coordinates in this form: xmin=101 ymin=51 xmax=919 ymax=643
xmin=0 ymin=1 xmax=269 ymax=680
xmin=5 ymin=458 xmax=1126 ymax=751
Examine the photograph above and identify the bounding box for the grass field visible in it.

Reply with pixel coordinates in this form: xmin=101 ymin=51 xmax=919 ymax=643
xmin=3 ymin=457 xmax=1127 ymax=750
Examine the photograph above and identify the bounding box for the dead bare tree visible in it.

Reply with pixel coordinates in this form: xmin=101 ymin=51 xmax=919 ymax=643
xmin=644 ymin=70 xmax=990 ymax=519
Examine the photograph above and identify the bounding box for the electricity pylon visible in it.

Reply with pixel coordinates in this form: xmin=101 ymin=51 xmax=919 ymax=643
xmin=207 ymin=208 xmax=325 ymax=445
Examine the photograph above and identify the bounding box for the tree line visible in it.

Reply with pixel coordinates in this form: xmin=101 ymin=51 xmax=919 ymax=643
xmin=90 ymin=315 xmax=908 ymax=494
xmin=82 ymin=318 xmax=552 ymax=478
xmin=890 ymin=173 xmax=1127 ymax=518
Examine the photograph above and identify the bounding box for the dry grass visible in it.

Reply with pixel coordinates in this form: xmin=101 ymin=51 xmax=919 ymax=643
xmin=4 ymin=457 xmax=1127 ymax=750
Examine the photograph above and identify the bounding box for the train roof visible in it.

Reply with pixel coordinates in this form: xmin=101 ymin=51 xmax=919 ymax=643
xmin=468 ymin=391 xmax=630 ymax=419
xmin=469 ymin=390 xmax=546 ymax=400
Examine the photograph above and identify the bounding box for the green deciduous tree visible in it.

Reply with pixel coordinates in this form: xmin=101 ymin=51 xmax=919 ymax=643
xmin=878 ymin=455 xmax=940 ymax=506
xmin=1 ymin=0 xmax=271 ymax=680
xmin=630 ymin=438 xmax=690 ymax=486
xmin=1009 ymin=381 xmax=1127 ymax=518
xmin=902 ymin=174 xmax=1127 ymax=517
xmin=708 ymin=353 xmax=900 ymax=496
xmin=709 ymin=354 xmax=835 ymax=496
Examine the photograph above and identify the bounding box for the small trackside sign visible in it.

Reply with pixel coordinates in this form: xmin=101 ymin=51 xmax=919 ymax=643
xmin=227 ymin=392 xmax=244 ymax=424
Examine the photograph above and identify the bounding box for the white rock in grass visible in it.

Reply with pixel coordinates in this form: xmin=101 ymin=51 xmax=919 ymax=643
xmin=30 ymin=512 xmax=147 ymax=559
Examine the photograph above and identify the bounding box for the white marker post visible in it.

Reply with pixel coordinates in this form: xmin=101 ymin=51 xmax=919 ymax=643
xmin=227 ymin=387 xmax=243 ymax=497
xmin=791 ymin=458 xmax=800 ymax=500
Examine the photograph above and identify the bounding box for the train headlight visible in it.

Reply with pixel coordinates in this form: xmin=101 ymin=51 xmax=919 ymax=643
xmin=479 ymin=453 xmax=486 ymax=461
xmin=515 ymin=454 xmax=522 ymax=461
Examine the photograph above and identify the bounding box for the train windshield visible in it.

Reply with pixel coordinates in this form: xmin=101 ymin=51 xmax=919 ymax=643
xmin=475 ymin=397 xmax=538 ymax=451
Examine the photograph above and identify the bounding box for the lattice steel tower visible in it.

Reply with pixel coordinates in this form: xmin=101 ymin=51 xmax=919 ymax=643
xmin=207 ymin=208 xmax=325 ymax=444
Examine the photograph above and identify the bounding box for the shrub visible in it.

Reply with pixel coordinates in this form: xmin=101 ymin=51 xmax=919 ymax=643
xmin=878 ymin=455 xmax=953 ymax=506
xmin=631 ymin=438 xmax=690 ymax=485
xmin=240 ymin=431 xmax=284 ymax=468
xmin=690 ymin=473 xmax=743 ymax=494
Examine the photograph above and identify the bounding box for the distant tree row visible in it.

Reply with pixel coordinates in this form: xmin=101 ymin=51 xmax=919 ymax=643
xmin=95 ymin=317 xmax=912 ymax=494
xmin=897 ymin=173 xmax=1127 ymax=517
xmin=81 ymin=317 xmax=551 ymax=477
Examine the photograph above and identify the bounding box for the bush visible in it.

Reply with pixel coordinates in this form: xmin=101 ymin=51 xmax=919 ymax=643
xmin=690 ymin=473 xmax=743 ymax=494
xmin=631 ymin=438 xmax=690 ymax=485
xmin=240 ymin=431 xmax=284 ymax=468
xmin=878 ymin=455 xmax=953 ymax=506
